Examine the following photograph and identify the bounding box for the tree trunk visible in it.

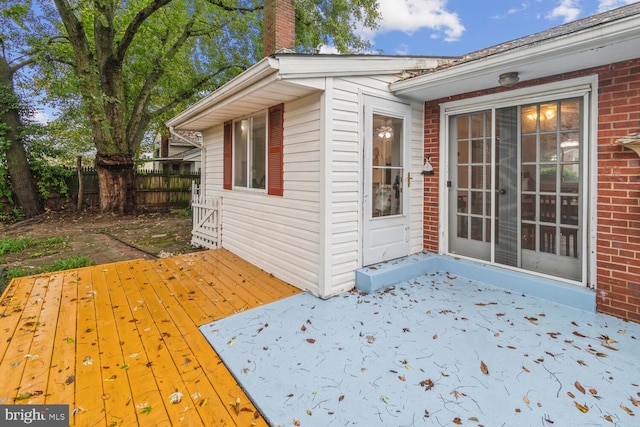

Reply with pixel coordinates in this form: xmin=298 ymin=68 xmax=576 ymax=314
xmin=95 ymin=153 xmax=136 ymax=215
xmin=0 ymin=57 xmax=43 ymax=218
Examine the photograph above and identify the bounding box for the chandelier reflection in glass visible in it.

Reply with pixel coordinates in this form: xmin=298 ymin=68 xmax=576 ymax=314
xmin=376 ymin=122 xmax=393 ymax=139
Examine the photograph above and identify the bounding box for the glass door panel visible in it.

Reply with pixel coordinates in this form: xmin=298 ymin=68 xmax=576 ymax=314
xmin=448 ymin=98 xmax=583 ymax=282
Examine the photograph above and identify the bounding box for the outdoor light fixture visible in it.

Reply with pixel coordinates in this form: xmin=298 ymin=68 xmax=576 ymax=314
xmin=422 ymin=155 xmax=434 ymax=175
xmin=498 ymin=72 xmax=520 ymax=87
xmin=616 ymin=133 xmax=640 ymax=156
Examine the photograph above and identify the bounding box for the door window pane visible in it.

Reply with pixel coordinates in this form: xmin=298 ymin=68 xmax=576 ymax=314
xmin=372 ymin=113 xmax=403 ymax=217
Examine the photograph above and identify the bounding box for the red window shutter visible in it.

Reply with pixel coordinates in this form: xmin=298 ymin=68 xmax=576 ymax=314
xmin=268 ymin=104 xmax=284 ymax=196
xmin=223 ymin=121 xmax=232 ymax=190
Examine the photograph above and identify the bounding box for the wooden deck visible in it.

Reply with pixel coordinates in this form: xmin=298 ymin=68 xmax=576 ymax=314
xmin=0 ymin=249 xmax=300 ymax=426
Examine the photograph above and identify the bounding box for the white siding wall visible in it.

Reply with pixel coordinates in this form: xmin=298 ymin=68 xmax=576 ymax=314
xmin=324 ymin=76 xmax=425 ymax=296
xmin=202 ymin=94 xmax=323 ymax=295
xmin=200 ymin=75 xmax=423 ymax=298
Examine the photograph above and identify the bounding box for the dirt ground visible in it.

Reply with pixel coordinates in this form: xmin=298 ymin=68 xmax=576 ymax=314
xmin=0 ymin=207 xmax=202 ymax=272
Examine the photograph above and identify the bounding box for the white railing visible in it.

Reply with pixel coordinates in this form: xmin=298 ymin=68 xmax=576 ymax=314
xmin=191 ymin=182 xmax=221 ymax=249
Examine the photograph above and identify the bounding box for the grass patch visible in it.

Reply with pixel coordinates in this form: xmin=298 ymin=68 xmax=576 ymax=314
xmin=0 ymin=255 xmax=95 ymax=296
xmin=0 ymin=235 xmax=67 ymax=260
xmin=0 ymin=236 xmax=34 ymax=255
xmin=176 ymin=208 xmax=192 ymax=219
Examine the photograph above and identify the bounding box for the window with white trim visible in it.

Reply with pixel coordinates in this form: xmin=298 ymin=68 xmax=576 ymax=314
xmin=233 ymin=114 xmax=266 ymax=190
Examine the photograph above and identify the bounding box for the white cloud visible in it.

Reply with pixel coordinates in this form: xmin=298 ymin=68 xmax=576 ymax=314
xmin=319 ymin=44 xmax=340 ymax=54
xmin=32 ymin=111 xmax=50 ymax=124
xmin=597 ymin=0 xmax=638 ymax=12
xmin=546 ymin=0 xmax=581 ymax=23
xmin=373 ymin=0 xmax=465 ymax=42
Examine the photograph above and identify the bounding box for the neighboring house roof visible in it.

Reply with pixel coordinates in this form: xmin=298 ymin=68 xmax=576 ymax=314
xmin=167 ymin=55 xmax=453 ymax=130
xmin=391 ymin=3 xmax=640 ymax=101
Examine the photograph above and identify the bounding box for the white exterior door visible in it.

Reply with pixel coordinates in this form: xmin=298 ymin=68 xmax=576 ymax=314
xmin=363 ymin=96 xmax=411 ymax=266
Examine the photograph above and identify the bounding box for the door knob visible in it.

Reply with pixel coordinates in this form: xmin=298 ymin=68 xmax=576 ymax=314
xmin=498 ymin=188 xmax=506 ymax=195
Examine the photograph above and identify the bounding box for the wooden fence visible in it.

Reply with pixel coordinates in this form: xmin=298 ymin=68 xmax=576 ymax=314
xmin=63 ymin=168 xmax=200 ymax=208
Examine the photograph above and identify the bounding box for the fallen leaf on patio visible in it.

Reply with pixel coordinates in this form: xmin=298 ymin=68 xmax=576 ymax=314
xmin=620 ymin=403 xmax=634 ymax=416
xmin=618 ymin=329 xmax=626 ymax=334
xmin=631 ymin=396 xmax=640 ymax=406
xmin=522 ymin=366 xmax=530 ymax=373
xmin=589 ymin=389 xmax=598 ymax=395
xmin=366 ymin=335 xmax=375 ymax=344
xmin=306 ymin=410 xmax=312 ymax=416
xmin=424 ymin=409 xmax=430 ymax=418
xmin=301 ymin=324 xmax=306 ymax=332
xmin=338 ymin=395 xmax=344 ymax=402
xmin=602 ymin=344 xmax=618 ymax=351
xmin=575 ymin=381 xmax=586 ymax=394
xmin=577 ymin=360 xmax=587 ymax=366
xmin=227 ymin=336 xmax=236 ymax=347
xmin=480 ymin=361 xmax=489 ymax=375
xmin=573 ymin=331 xmax=586 ymax=338
xmin=451 ymin=390 xmax=466 ymax=399
xmin=169 ymin=390 xmax=183 ymax=404
xmin=525 ymin=316 xmax=538 ymax=325
xmin=523 ymin=395 xmax=530 ymax=405
xmin=453 ymin=417 xmax=462 ymax=425
xmin=547 ymin=332 xmax=560 ymax=339
xmin=544 ymin=415 xmax=554 ymax=424
xmin=469 ymin=416 xmax=479 ymax=422
xmin=574 ymin=401 xmax=589 ymax=413
xmin=398 ymin=375 xmax=406 ymax=382
xmin=595 ymin=352 xmax=607 ymax=358
xmin=380 ymin=395 xmax=389 ymax=404
xmin=496 ymin=313 xmax=505 ymax=317
xmin=306 ymin=338 xmax=316 ymax=344
xmin=293 ymin=419 xmax=301 ymax=426
xmin=432 ymin=333 xmax=438 ymax=339
xmin=604 ymin=414 xmax=613 ymax=422
xmin=571 ymin=321 xmax=579 ymax=326
xmin=515 ymin=408 xmax=521 ymax=413
xmin=567 ymin=391 xmax=575 ymax=398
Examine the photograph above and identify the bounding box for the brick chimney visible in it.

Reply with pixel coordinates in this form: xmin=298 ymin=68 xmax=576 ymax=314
xmin=263 ymin=0 xmax=296 ymax=57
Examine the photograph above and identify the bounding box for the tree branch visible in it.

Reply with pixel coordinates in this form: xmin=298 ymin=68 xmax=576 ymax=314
xmin=116 ymin=0 xmax=173 ymax=62
xmin=203 ymin=0 xmax=263 ymax=13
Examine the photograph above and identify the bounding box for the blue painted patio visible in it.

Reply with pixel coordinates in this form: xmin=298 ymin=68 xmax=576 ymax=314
xmin=201 ymin=255 xmax=640 ymax=426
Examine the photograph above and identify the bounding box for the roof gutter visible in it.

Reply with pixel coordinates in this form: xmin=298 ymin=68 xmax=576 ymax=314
xmin=168 ymin=126 xmax=203 ymax=150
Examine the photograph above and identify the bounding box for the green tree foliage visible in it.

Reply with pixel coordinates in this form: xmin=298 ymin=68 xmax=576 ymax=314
xmin=0 ymin=1 xmax=62 ymax=219
xmin=45 ymin=0 xmax=379 ymax=215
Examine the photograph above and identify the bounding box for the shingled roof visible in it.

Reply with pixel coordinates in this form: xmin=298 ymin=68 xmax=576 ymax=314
xmin=434 ymin=2 xmax=640 ymax=72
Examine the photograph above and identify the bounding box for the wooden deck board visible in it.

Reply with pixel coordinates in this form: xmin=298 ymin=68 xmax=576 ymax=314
xmin=0 ymin=248 xmax=299 ymax=426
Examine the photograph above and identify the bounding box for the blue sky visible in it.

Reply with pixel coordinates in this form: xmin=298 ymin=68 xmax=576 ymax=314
xmin=349 ymin=0 xmax=639 ymax=56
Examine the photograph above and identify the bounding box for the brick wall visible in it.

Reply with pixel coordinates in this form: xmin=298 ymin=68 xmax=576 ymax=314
xmin=263 ymin=0 xmax=296 ymax=57
xmin=423 ymin=58 xmax=640 ymax=321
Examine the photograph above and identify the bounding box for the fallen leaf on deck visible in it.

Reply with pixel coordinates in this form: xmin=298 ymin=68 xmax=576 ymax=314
xmin=230 ymin=397 xmax=241 ymax=415
xmin=140 ymin=405 xmax=152 ymax=414
xmin=480 ymin=361 xmax=489 ymax=375
xmin=65 ymin=375 xmax=75 ymax=385
xmin=82 ymin=356 xmax=93 ymax=366
xmin=169 ymin=390 xmax=183 ymax=404
xmin=574 ymin=401 xmax=589 ymax=413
